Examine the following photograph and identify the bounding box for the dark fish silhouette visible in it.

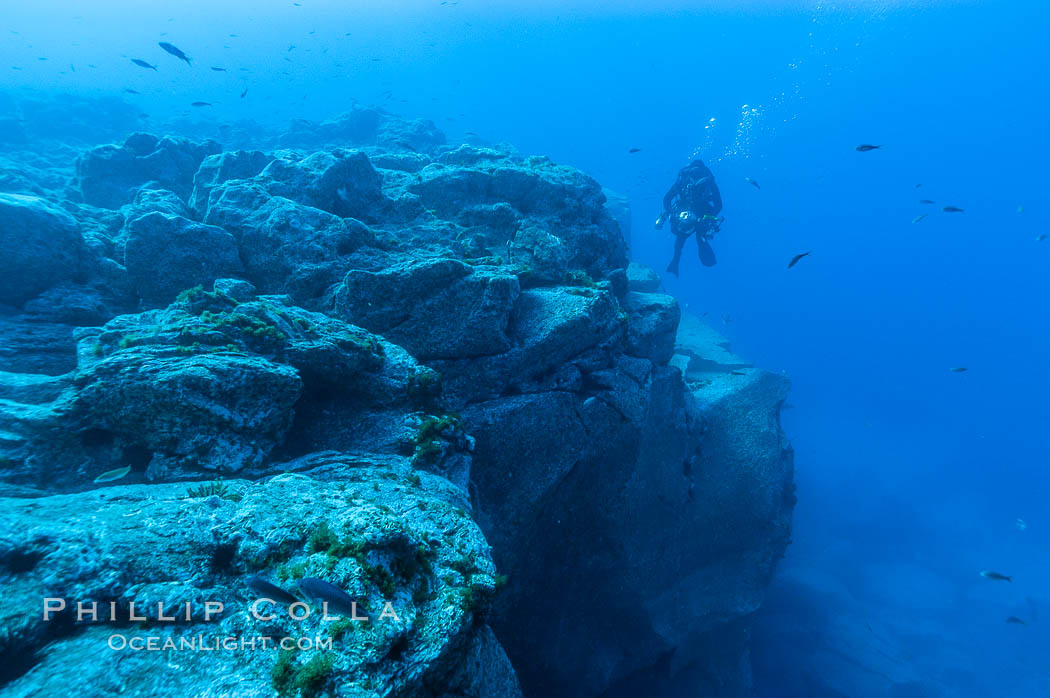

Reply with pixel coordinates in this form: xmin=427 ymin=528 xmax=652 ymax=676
xmin=124 ymin=88 xmax=140 ymax=95
xmin=298 ymin=577 xmax=359 ymax=616
xmin=745 ymin=177 xmax=760 ymax=189
xmin=1036 ymin=234 xmax=1047 ymax=242
xmin=919 ymin=199 xmax=935 ymax=204
xmin=191 ymin=102 xmax=212 ymax=107
xmin=943 ymin=206 xmax=964 ymax=213
xmin=788 ymin=252 xmax=811 ymax=268
xmin=131 ymin=59 xmax=157 ymax=71
xmin=1006 ymin=616 xmax=1026 ymax=625
xmin=158 ymin=41 xmax=191 ymax=65
xmin=980 ymin=570 xmax=1011 ymax=582
xmin=240 ymin=88 xmax=248 ymax=98
xmin=856 ymin=144 xmax=881 ymax=152
xmin=247 ymin=576 xmax=299 ymax=605
xmin=912 ymin=214 xmax=927 ymax=224
xmin=211 ymin=66 xmax=226 ymax=72
xmin=950 ymin=367 xmax=968 ymax=373
xmin=396 ymin=141 xmax=418 ymax=153
xmin=628 ymin=148 xmax=641 ymax=154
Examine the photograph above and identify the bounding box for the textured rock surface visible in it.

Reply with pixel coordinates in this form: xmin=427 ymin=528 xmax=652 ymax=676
xmin=204 ymin=183 xmax=374 ymax=300
xmin=465 ymin=312 xmax=793 ymax=697
xmin=331 ymin=258 xmax=520 ymax=361
xmin=124 ymin=212 xmax=244 ymax=306
xmin=189 ymin=149 xmax=273 ymax=215
xmin=0 ymin=193 xmax=83 ymax=305
xmin=76 ymin=133 xmax=221 ymax=209
xmin=0 ymin=453 xmax=519 ymax=697
xmin=0 ymin=100 xmax=793 ymax=698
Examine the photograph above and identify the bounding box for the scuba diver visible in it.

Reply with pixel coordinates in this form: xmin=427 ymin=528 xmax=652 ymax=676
xmin=655 ymin=159 xmax=723 ymax=276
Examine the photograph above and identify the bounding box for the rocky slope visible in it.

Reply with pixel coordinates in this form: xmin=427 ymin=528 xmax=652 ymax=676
xmin=0 ymin=99 xmax=794 ymax=697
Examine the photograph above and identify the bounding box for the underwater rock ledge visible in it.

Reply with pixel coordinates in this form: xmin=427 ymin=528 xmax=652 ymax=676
xmin=0 ymin=100 xmax=793 ymax=698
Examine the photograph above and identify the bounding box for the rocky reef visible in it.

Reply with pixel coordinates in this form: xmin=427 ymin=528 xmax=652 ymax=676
xmin=0 ymin=99 xmax=794 ymax=697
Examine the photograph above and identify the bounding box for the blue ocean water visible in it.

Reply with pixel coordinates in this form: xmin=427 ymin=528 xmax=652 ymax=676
xmin=2 ymin=1 xmax=1049 ymax=695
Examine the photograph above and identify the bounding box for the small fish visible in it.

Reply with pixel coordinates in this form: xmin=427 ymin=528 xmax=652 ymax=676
xmin=211 ymin=66 xmax=226 ymax=72
xmin=745 ymin=177 xmax=760 ymax=189
xmin=950 ymin=367 xmax=968 ymax=373
xmin=1006 ymin=616 xmax=1026 ymax=625
xmin=1036 ymin=234 xmax=1047 ymax=242
xmin=247 ymin=576 xmax=300 ymax=606
xmin=124 ymin=88 xmax=140 ymax=95
xmin=191 ymin=102 xmax=212 ymax=107
xmin=240 ymin=88 xmax=248 ymax=98
xmin=1017 ymin=205 xmax=1024 ymax=214
xmin=919 ymin=199 xmax=935 ymax=204
xmin=628 ymin=148 xmax=642 ymax=154
xmin=855 ymin=144 xmax=881 ymax=152
xmin=980 ymin=570 xmax=1012 ymax=582
xmin=788 ymin=252 xmax=811 ymax=268
xmin=93 ymin=466 xmax=132 ymax=483
xmin=1016 ymin=518 xmax=1027 ymax=531
xmin=396 ymin=141 xmax=418 ymax=153
xmin=912 ymin=214 xmax=927 ymax=224
xmin=158 ymin=41 xmax=192 ymax=66
xmin=298 ymin=577 xmax=359 ymax=616
xmin=943 ymin=206 xmax=964 ymax=213
xmin=131 ymin=58 xmax=157 ymax=71
xmin=730 ymin=370 xmax=747 ymax=376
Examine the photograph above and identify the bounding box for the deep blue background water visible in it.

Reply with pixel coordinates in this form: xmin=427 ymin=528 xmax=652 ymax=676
xmin=3 ymin=1 xmax=1049 ymax=694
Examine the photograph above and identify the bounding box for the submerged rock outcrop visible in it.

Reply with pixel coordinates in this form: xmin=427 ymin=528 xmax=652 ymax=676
xmin=0 ymin=454 xmax=518 ymax=697
xmin=0 ymin=99 xmax=793 ymax=697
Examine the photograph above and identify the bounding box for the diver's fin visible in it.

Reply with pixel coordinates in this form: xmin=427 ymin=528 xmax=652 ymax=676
xmin=697 ymin=240 xmax=717 ymax=267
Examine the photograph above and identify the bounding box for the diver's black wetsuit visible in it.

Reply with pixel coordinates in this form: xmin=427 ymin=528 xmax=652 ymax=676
xmin=660 ymin=159 xmax=723 ymax=275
